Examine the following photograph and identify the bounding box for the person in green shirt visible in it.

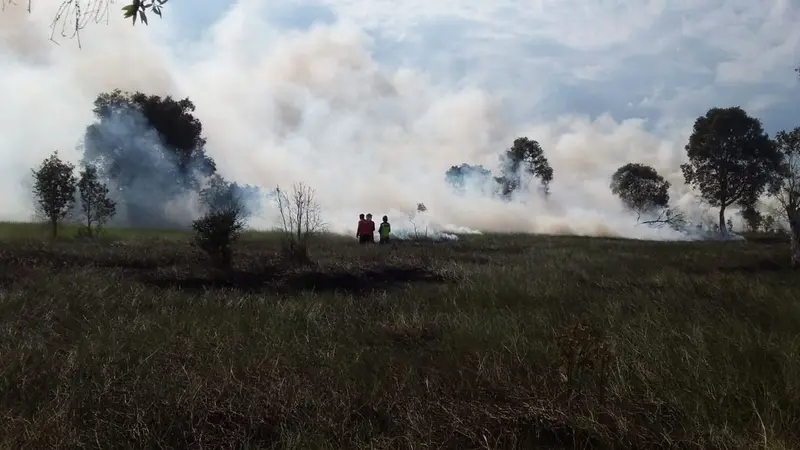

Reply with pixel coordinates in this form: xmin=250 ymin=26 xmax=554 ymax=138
xmin=378 ymin=215 xmax=391 ymax=244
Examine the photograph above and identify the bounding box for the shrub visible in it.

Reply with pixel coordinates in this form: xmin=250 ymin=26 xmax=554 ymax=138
xmin=191 ymin=207 xmax=245 ymax=270
xmin=275 ymin=182 xmax=324 ymax=265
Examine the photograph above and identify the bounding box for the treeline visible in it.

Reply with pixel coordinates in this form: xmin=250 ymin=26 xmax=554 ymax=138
xmin=29 ymin=89 xmax=323 ymax=269
xmin=446 ymin=105 xmax=800 ymax=266
xmin=445 ymin=137 xmax=553 ymax=199
xmin=27 ymin=77 xmax=800 ymax=269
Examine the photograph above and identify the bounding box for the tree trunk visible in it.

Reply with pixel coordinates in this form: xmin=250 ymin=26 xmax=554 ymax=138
xmin=790 ymin=211 xmax=800 ymax=268
xmin=51 ymin=217 xmax=58 ymax=238
xmin=719 ymin=205 xmax=727 ymax=235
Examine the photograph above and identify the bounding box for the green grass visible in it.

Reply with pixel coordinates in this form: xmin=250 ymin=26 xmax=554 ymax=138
xmin=1 ymin=222 xmax=799 ymax=449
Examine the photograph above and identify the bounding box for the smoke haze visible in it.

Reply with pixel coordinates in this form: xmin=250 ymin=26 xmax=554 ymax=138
xmin=1 ymin=0 xmax=798 ymax=239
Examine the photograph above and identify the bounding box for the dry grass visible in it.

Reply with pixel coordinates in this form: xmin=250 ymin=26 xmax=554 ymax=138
xmin=0 ymin=221 xmax=799 ymax=449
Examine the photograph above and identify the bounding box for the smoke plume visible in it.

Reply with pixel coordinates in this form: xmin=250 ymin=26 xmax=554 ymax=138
xmin=0 ymin=0 xmax=757 ymax=240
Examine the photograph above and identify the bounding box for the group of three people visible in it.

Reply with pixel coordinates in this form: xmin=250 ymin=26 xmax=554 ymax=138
xmin=356 ymin=213 xmax=391 ymax=244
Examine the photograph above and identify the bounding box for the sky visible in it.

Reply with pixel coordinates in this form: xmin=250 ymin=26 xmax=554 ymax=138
xmin=0 ymin=0 xmax=798 ymax=238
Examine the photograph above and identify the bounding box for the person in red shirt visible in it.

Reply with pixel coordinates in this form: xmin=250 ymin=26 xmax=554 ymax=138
xmin=357 ymin=213 xmax=370 ymax=244
xmin=365 ymin=213 xmax=376 ymax=243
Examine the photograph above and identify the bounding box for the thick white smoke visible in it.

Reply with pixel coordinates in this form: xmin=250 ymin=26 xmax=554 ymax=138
xmin=0 ymin=0 xmax=780 ymax=240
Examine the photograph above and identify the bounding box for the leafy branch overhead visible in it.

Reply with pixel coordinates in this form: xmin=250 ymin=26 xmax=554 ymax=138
xmin=121 ymin=0 xmax=167 ymax=26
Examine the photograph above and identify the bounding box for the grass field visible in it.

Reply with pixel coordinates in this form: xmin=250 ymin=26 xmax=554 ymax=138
xmin=0 ymin=221 xmax=799 ymax=449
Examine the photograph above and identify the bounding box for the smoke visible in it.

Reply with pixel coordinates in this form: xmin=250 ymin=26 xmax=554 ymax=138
xmin=0 ymin=0 xmax=753 ymax=240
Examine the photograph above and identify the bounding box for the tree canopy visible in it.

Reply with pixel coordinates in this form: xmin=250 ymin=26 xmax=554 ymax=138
xmin=499 ymin=137 xmax=554 ymax=197
xmin=445 ymin=163 xmax=493 ymax=193
xmin=31 ymin=151 xmax=77 ymax=237
xmin=610 ymin=163 xmax=671 ymax=215
xmin=680 ymin=106 xmax=781 ymax=234
xmin=83 ymin=89 xmax=217 ymax=228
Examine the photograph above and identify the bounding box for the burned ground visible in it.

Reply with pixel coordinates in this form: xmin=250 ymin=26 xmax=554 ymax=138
xmin=0 ymin=226 xmax=799 ymax=449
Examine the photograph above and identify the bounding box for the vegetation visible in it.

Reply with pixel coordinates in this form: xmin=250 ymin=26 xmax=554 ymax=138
xmin=610 ymin=163 xmax=685 ymax=229
xmin=681 ymin=107 xmax=782 ymax=234
xmin=76 ymin=165 xmax=116 ymax=237
xmin=31 ymin=151 xmax=77 ymax=237
xmin=190 ymin=207 xmax=245 ymax=270
xmin=81 ymin=89 xmax=260 ymax=229
xmin=0 ymin=225 xmax=798 ymax=449
xmin=6 ymin=61 xmax=800 ymax=449
xmin=768 ymin=127 xmax=800 ymax=266
xmin=121 ymin=0 xmax=167 ymax=25
xmin=275 ymin=182 xmax=325 ymax=264
xmin=610 ymin=163 xmax=670 ymax=214
xmin=498 ymin=137 xmax=554 ymax=197
xmin=444 ymin=163 xmax=493 ymax=193
xmin=445 ymin=137 xmax=554 ymax=199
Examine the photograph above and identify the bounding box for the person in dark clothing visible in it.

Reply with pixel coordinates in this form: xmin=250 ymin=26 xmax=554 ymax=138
xmin=378 ymin=215 xmax=391 ymax=244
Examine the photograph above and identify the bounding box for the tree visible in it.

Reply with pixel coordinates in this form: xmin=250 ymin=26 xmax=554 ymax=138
xmin=739 ymin=205 xmax=763 ymax=232
xmin=191 ymin=205 xmax=246 ymax=271
xmin=77 ymin=165 xmax=116 ymax=237
xmin=763 ymin=214 xmax=777 ymax=233
xmin=610 ymin=162 xmax=686 ymax=230
xmin=190 ymin=176 xmax=252 ymax=270
xmin=275 ymin=183 xmax=325 ymax=264
xmin=499 ymin=137 xmax=554 ymax=197
xmin=767 ymin=127 xmax=800 ymax=267
xmin=199 ymin=174 xmax=261 ymax=217
xmin=445 ymin=163 xmax=494 ymax=193
xmin=610 ymin=163 xmax=670 ymax=215
xmin=31 ymin=151 xmax=77 ymax=237
xmin=681 ymin=106 xmax=782 ymax=234
xmin=83 ymin=89 xmax=217 ymax=228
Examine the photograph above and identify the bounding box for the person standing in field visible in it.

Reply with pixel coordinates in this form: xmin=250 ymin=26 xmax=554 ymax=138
xmin=378 ymin=215 xmax=391 ymax=244
xmin=357 ymin=213 xmax=370 ymax=244
xmin=365 ymin=213 xmax=376 ymax=243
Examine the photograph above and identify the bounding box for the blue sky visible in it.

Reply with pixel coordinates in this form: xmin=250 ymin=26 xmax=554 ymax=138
xmin=165 ymin=0 xmax=800 ymax=135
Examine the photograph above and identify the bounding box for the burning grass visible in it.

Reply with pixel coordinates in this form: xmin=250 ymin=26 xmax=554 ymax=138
xmin=0 ymin=223 xmax=799 ymax=449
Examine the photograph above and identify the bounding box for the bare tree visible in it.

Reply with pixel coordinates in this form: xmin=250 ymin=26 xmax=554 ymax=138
xmin=1 ymin=0 xmax=166 ymax=47
xmin=406 ymin=202 xmax=430 ymax=241
xmin=767 ymin=128 xmax=800 ymax=267
xmin=275 ymin=182 xmax=325 ymax=263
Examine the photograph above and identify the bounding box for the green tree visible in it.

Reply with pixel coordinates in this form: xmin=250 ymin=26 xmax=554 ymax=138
xmin=83 ymin=89 xmax=217 ymax=228
xmin=31 ymin=151 xmax=77 ymax=238
xmin=192 ymin=207 xmax=246 ymax=271
xmin=77 ymin=165 xmax=117 ymax=237
xmin=738 ymin=205 xmax=763 ymax=232
xmin=610 ymin=163 xmax=670 ymax=216
xmin=681 ymin=106 xmax=781 ymax=234
xmin=767 ymin=127 xmax=800 ymax=267
xmin=499 ymin=137 xmax=553 ymax=197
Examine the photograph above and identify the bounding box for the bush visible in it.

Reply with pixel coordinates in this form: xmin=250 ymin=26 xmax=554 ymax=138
xmin=275 ymin=182 xmax=324 ymax=265
xmin=191 ymin=206 xmax=245 ymax=270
